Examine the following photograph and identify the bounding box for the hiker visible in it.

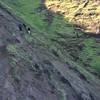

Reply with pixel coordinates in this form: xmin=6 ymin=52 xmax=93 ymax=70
xmin=22 ymin=23 xmax=31 ymax=34
xmin=19 ymin=23 xmax=31 ymax=34
xmin=18 ymin=24 xmax=23 ymax=31
xmin=27 ymin=27 xmax=31 ymax=34
xmin=23 ymin=23 xmax=26 ymax=28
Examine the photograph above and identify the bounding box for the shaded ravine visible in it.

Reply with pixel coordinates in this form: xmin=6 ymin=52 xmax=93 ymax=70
xmin=0 ymin=3 xmax=100 ymax=100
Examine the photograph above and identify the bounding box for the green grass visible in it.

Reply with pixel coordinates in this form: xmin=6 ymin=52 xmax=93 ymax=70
xmin=0 ymin=0 xmax=100 ymax=77
xmin=81 ymin=38 xmax=100 ymax=73
xmin=0 ymin=0 xmax=75 ymax=34
xmin=7 ymin=44 xmax=18 ymax=54
xmin=1 ymin=0 xmax=47 ymax=31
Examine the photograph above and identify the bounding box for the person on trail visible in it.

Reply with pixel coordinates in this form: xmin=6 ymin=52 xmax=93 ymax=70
xmin=22 ymin=23 xmax=31 ymax=34
xmin=27 ymin=27 xmax=31 ymax=34
xmin=18 ymin=24 xmax=23 ymax=31
xmin=18 ymin=23 xmax=31 ymax=34
xmin=23 ymin=23 xmax=26 ymax=28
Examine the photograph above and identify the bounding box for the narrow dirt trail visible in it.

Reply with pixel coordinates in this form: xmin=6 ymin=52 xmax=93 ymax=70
xmin=0 ymin=53 xmax=9 ymax=87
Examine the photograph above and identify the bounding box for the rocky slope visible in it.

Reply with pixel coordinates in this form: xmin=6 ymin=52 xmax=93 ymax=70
xmin=0 ymin=3 xmax=100 ymax=100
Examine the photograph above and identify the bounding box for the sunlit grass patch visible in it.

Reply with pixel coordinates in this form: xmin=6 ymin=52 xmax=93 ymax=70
xmin=45 ymin=0 xmax=100 ymax=33
xmin=80 ymin=38 xmax=100 ymax=73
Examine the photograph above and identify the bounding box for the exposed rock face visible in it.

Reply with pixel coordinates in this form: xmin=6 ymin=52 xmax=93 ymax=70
xmin=0 ymin=4 xmax=100 ymax=100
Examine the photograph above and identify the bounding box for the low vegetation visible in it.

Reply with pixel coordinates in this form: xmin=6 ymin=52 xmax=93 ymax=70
xmin=0 ymin=0 xmax=100 ymax=78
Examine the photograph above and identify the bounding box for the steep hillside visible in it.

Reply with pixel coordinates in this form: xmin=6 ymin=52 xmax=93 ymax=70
xmin=0 ymin=0 xmax=100 ymax=100
xmin=0 ymin=0 xmax=100 ymax=75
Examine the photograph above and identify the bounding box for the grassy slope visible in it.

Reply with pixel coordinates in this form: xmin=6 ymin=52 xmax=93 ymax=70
xmin=0 ymin=0 xmax=100 ymax=78
xmin=1 ymin=0 xmax=75 ymax=33
xmin=0 ymin=0 xmax=45 ymax=31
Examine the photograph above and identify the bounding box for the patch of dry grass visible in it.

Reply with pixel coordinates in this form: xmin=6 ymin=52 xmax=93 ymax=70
xmin=45 ymin=0 xmax=100 ymax=33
